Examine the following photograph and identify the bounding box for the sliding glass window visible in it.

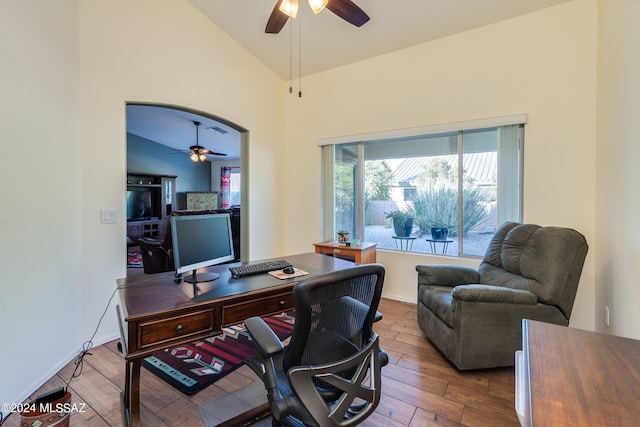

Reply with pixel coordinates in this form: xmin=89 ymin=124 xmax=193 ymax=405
xmin=322 ymin=122 xmax=523 ymax=257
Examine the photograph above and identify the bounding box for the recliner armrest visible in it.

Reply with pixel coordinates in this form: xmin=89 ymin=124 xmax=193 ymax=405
xmin=452 ymin=284 xmax=537 ymax=304
xmin=416 ymin=264 xmax=480 ymax=287
xmin=244 ymin=316 xmax=284 ymax=358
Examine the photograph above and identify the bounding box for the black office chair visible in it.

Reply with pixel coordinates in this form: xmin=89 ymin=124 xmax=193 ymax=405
xmin=244 ymin=264 xmax=388 ymax=427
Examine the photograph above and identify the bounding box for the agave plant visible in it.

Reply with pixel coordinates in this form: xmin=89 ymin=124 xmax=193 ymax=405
xmin=408 ymin=187 xmax=486 ymax=237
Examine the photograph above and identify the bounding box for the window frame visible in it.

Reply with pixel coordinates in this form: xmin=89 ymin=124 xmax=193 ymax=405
xmin=320 ymin=116 xmax=525 ymax=257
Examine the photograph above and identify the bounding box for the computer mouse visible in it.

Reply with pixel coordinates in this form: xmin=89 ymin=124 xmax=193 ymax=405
xmin=282 ymin=266 xmax=295 ymax=274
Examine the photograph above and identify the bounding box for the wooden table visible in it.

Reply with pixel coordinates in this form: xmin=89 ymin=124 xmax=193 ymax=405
xmin=516 ymin=319 xmax=640 ymax=426
xmin=116 ymin=252 xmax=359 ymax=427
xmin=313 ymin=240 xmax=377 ymax=264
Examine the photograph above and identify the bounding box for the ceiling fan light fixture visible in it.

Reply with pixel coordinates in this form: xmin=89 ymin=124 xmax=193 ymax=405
xmin=190 ymin=153 xmax=199 ymax=162
xmin=199 ymin=154 xmax=207 ymax=162
xmin=308 ymin=0 xmax=328 ymax=14
xmin=279 ymin=0 xmax=298 ymax=18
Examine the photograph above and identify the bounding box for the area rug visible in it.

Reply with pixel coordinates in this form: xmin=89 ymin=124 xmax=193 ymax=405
xmin=127 ymin=248 xmax=143 ymax=268
xmin=143 ymin=312 xmax=295 ymax=395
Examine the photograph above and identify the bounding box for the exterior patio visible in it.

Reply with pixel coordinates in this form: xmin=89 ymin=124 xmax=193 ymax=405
xmin=364 ymin=224 xmax=494 ymax=257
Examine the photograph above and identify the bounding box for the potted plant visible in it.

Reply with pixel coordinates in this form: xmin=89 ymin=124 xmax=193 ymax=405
xmin=430 ymin=226 xmax=449 ymax=240
xmin=386 ymin=210 xmax=414 ymax=237
xmin=337 ymin=230 xmax=350 ymax=243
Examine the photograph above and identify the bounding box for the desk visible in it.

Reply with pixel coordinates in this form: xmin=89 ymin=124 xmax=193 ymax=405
xmin=313 ymin=240 xmax=377 ymax=264
xmin=516 ymin=319 xmax=640 ymax=426
xmin=117 ymin=252 xmax=359 ymax=427
xmin=425 ymin=238 xmax=453 ymax=254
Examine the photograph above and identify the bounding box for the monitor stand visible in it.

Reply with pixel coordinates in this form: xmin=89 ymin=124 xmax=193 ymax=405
xmin=182 ymin=270 xmax=220 ymax=284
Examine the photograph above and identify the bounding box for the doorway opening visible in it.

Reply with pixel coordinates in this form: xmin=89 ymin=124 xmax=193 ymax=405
xmin=125 ymin=102 xmax=248 ymax=276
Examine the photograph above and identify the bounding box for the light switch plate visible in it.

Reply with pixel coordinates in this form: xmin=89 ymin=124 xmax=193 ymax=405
xmin=101 ymin=209 xmax=118 ymax=224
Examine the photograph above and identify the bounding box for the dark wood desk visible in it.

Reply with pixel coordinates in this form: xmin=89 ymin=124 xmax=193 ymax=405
xmin=517 ymin=319 xmax=640 ymax=426
xmin=116 ymin=252 xmax=358 ymax=427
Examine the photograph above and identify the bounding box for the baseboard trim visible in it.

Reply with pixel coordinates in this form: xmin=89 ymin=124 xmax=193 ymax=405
xmin=381 ymin=294 xmax=417 ymax=305
xmin=4 ymin=332 xmax=121 ymax=420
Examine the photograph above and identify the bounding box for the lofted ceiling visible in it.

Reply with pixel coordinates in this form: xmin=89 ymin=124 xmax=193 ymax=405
xmin=188 ymin=0 xmax=571 ymax=80
xmin=128 ymin=0 xmax=570 ymax=159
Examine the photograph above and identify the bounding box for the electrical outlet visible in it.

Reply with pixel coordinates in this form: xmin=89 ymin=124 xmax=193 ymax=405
xmin=604 ymin=306 xmax=610 ymax=327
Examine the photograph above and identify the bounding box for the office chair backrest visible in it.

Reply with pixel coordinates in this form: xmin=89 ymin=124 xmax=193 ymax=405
xmin=283 ymin=263 xmax=385 ymax=375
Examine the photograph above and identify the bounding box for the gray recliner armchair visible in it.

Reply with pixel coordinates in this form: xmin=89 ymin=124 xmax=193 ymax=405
xmin=416 ymin=222 xmax=588 ymax=370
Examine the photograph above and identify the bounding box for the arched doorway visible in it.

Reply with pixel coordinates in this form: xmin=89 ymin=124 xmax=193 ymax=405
xmin=125 ymin=102 xmax=248 ymax=275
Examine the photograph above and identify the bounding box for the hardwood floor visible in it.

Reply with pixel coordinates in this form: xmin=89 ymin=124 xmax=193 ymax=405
xmin=2 ymin=298 xmax=518 ymax=427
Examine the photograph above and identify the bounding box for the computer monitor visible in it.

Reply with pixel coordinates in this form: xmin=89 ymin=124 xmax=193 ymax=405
xmin=171 ymin=213 xmax=235 ymax=284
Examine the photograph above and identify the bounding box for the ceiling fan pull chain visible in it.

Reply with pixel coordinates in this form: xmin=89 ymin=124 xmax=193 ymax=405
xmin=289 ymin=17 xmax=293 ymax=94
xmin=298 ymin=14 xmax=302 ymax=98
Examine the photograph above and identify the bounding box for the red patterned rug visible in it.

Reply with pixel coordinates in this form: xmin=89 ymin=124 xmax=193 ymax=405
xmin=143 ymin=312 xmax=295 ymax=395
xmin=127 ymin=248 xmax=143 ymax=268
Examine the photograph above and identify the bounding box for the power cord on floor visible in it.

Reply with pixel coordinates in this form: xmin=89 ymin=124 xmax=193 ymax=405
xmin=0 ymin=284 xmax=126 ymax=426
xmin=64 ymin=284 xmax=125 ymax=391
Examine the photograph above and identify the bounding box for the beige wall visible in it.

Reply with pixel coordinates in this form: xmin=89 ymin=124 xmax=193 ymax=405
xmin=280 ymin=0 xmax=598 ymax=330
xmin=0 ymin=0 xmax=83 ymax=407
xmin=1 ymin=0 xmax=285 ymax=407
xmin=596 ymin=0 xmax=640 ymax=338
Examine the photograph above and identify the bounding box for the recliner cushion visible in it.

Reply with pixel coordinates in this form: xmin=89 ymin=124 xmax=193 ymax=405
xmin=479 ymin=223 xmax=588 ymax=314
xmin=482 ymin=221 xmax=519 ymax=268
xmin=418 ymin=285 xmax=454 ymax=328
xmin=452 ymin=284 xmax=537 ymax=305
xmin=500 ymin=224 xmax=540 ymax=275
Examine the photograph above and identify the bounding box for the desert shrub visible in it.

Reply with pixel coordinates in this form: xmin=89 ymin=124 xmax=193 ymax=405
xmin=408 ymin=187 xmax=486 ymax=237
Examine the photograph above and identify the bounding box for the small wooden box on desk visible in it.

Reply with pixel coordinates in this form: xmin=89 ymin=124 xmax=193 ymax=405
xmin=313 ymin=240 xmax=377 ymax=264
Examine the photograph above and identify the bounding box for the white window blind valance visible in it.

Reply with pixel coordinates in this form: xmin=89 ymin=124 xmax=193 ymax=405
xmin=316 ymin=114 xmax=528 ymax=146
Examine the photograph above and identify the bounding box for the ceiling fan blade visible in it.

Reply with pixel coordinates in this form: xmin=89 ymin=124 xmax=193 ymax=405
xmin=326 ymin=0 xmax=370 ymax=27
xmin=265 ymin=0 xmax=289 ymax=34
xmin=201 ymin=149 xmax=228 ymax=156
xmin=191 ymin=145 xmax=227 ymax=157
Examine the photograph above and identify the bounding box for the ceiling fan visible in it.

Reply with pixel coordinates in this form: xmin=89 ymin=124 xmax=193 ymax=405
xmin=188 ymin=121 xmax=227 ymax=162
xmin=265 ymin=0 xmax=370 ymax=34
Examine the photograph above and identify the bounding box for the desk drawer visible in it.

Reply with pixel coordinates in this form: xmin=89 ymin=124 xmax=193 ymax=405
xmin=223 ymin=292 xmax=293 ymax=325
xmin=316 ymin=246 xmax=352 ymax=256
xmin=138 ymin=309 xmax=216 ymax=349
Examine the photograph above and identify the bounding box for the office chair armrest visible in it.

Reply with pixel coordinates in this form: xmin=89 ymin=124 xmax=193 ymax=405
xmin=452 ymin=284 xmax=538 ymax=305
xmin=245 ymin=316 xmax=284 ymax=358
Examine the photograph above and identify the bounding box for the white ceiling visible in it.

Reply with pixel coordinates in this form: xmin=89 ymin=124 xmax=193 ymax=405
xmin=128 ymin=0 xmax=570 ymax=159
xmin=127 ymin=104 xmax=242 ymax=160
xmin=188 ymin=0 xmax=570 ymax=79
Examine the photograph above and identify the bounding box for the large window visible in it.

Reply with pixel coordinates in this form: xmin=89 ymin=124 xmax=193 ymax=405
xmin=322 ymin=120 xmax=523 ymax=257
xmin=229 ymin=167 xmax=241 ymax=206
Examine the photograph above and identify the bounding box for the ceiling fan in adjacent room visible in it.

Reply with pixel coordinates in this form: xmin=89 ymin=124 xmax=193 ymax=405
xmin=265 ymin=0 xmax=370 ymax=34
xmin=187 ymin=120 xmax=227 ymax=162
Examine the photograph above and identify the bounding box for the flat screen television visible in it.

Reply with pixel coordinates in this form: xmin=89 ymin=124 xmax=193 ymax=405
xmin=171 ymin=213 xmax=235 ymax=284
xmin=126 ymin=188 xmax=153 ymax=221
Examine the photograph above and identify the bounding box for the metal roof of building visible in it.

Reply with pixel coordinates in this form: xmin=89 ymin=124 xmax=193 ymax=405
xmin=390 ymin=152 xmax=497 ymax=187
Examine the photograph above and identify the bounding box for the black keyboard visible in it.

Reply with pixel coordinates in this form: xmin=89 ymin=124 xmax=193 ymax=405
xmin=228 ymin=259 xmax=293 ymax=278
